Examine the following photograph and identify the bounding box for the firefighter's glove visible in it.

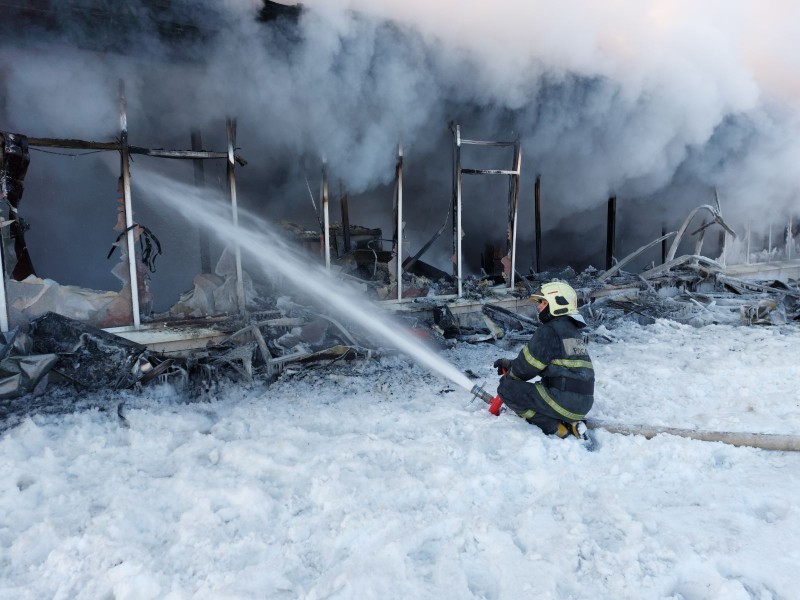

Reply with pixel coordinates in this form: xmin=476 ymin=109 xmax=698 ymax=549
xmin=493 ymin=358 xmax=511 ymax=377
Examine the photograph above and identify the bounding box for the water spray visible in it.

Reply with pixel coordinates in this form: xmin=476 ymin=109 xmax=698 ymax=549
xmin=134 ymin=170 xmax=477 ymax=395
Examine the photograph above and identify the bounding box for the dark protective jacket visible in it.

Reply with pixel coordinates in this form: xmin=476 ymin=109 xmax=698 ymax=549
xmin=502 ymin=315 xmax=594 ymax=423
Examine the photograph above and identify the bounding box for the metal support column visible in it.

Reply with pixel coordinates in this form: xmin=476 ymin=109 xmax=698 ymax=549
xmin=321 ymin=161 xmax=330 ymax=270
xmin=452 ymin=126 xmax=463 ymax=297
xmin=226 ymin=118 xmax=247 ymax=318
xmin=340 ymin=182 xmax=351 ymax=254
xmin=393 ymin=144 xmax=404 ymax=301
xmin=605 ymin=196 xmax=616 ymax=271
xmin=451 ymin=124 xmax=521 ymax=297
xmin=507 ymin=141 xmax=521 ymax=290
xmin=119 ymin=80 xmax=141 ymax=328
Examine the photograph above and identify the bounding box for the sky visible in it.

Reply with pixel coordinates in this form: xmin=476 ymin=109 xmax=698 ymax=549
xmin=2 ymin=0 xmax=799 ymax=297
xmin=2 ymin=319 xmax=800 ymax=599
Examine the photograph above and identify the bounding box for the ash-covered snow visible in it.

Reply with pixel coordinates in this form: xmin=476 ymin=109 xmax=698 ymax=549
xmin=2 ymin=321 xmax=800 ymax=599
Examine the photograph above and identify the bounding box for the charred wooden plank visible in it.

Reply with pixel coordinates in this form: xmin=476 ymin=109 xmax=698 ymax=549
xmin=26 ymin=137 xmax=247 ymax=165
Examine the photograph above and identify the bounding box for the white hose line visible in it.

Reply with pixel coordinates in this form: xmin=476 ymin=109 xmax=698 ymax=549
xmin=586 ymin=420 xmax=800 ymax=452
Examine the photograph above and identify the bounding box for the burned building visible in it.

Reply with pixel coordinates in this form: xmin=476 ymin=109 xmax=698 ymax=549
xmin=0 ymin=1 xmax=798 ymax=405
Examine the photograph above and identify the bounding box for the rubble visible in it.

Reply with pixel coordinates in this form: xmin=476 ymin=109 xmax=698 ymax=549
xmin=0 ymin=329 xmax=57 ymax=400
xmin=30 ymin=312 xmax=153 ymax=390
xmin=169 ymin=248 xmax=258 ymax=318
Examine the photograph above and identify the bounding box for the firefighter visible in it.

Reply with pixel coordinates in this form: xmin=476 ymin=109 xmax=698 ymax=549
xmin=492 ymin=281 xmax=593 ymax=438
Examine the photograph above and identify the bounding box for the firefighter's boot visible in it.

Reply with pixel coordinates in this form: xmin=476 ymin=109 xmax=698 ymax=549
xmin=556 ymin=421 xmax=588 ymax=441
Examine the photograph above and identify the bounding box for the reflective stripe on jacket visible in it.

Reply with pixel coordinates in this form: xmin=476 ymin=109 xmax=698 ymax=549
xmin=508 ymin=316 xmax=594 ymax=420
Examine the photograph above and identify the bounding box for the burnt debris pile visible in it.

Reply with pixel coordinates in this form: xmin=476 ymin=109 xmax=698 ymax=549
xmin=0 ymin=254 xmax=797 ymax=430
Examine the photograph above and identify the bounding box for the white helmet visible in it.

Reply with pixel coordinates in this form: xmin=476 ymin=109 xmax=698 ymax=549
xmin=531 ymin=281 xmax=579 ymax=317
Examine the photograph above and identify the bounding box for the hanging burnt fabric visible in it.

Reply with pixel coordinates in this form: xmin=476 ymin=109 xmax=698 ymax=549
xmin=0 ymin=132 xmax=36 ymax=280
xmin=106 ymin=222 xmax=163 ymax=273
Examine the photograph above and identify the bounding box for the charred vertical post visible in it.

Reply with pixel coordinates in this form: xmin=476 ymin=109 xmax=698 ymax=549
xmin=452 ymin=125 xmax=463 ymax=297
xmin=0 ymin=231 xmax=6 ymax=332
xmin=393 ymin=144 xmax=404 ymax=301
xmin=767 ymin=224 xmax=773 ymax=263
xmin=0 ymin=133 xmax=35 ymax=282
xmin=507 ymin=140 xmax=521 ymax=289
xmin=746 ymin=222 xmax=751 ymax=265
xmin=0 ymin=131 xmax=34 ymax=332
xmin=119 ymin=80 xmax=141 ymax=328
xmin=340 ymin=181 xmax=351 ymax=254
xmin=534 ymin=175 xmax=542 ymax=273
xmin=606 ymin=196 xmax=616 ymax=272
xmin=0 ymin=138 xmax=7 ymax=332
xmin=226 ymin=118 xmax=247 ymax=318
xmin=321 ymin=161 xmax=330 ymax=270
xmin=661 ymin=225 xmax=667 ymax=264
xmin=191 ymin=129 xmax=211 ymax=274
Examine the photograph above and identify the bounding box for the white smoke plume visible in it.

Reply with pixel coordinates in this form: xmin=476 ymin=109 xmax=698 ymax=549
xmin=1 ymin=0 xmax=798 ymax=288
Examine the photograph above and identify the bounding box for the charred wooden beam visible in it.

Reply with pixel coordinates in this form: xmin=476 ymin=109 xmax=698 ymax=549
xmin=598 ymin=231 xmax=676 ymax=282
xmin=26 ymin=137 xmax=247 ymax=165
xmin=132 ymin=148 xmax=248 ymax=165
xmin=482 ymin=304 xmax=538 ymax=329
xmin=257 ymin=0 xmax=303 ymax=22
xmin=462 ymin=168 xmax=519 ymax=175
xmin=460 ymin=139 xmax=517 ymax=147
xmin=640 ymin=254 xmax=723 ymax=279
xmin=717 ymin=274 xmax=800 ymax=298
xmin=27 ymin=138 xmax=119 ymax=151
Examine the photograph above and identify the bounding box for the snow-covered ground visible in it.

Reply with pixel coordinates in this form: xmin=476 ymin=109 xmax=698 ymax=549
xmin=2 ymin=321 xmax=800 ymax=599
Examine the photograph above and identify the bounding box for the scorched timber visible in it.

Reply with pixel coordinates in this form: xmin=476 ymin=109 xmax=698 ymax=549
xmin=26 ymin=137 xmax=247 ymax=165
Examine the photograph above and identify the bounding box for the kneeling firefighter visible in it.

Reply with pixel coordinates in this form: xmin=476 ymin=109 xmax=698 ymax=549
xmin=492 ymin=281 xmax=593 ymax=438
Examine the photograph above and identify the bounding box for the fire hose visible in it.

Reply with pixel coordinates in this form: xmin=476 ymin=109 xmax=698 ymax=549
xmin=470 ymin=380 xmax=800 ymax=452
